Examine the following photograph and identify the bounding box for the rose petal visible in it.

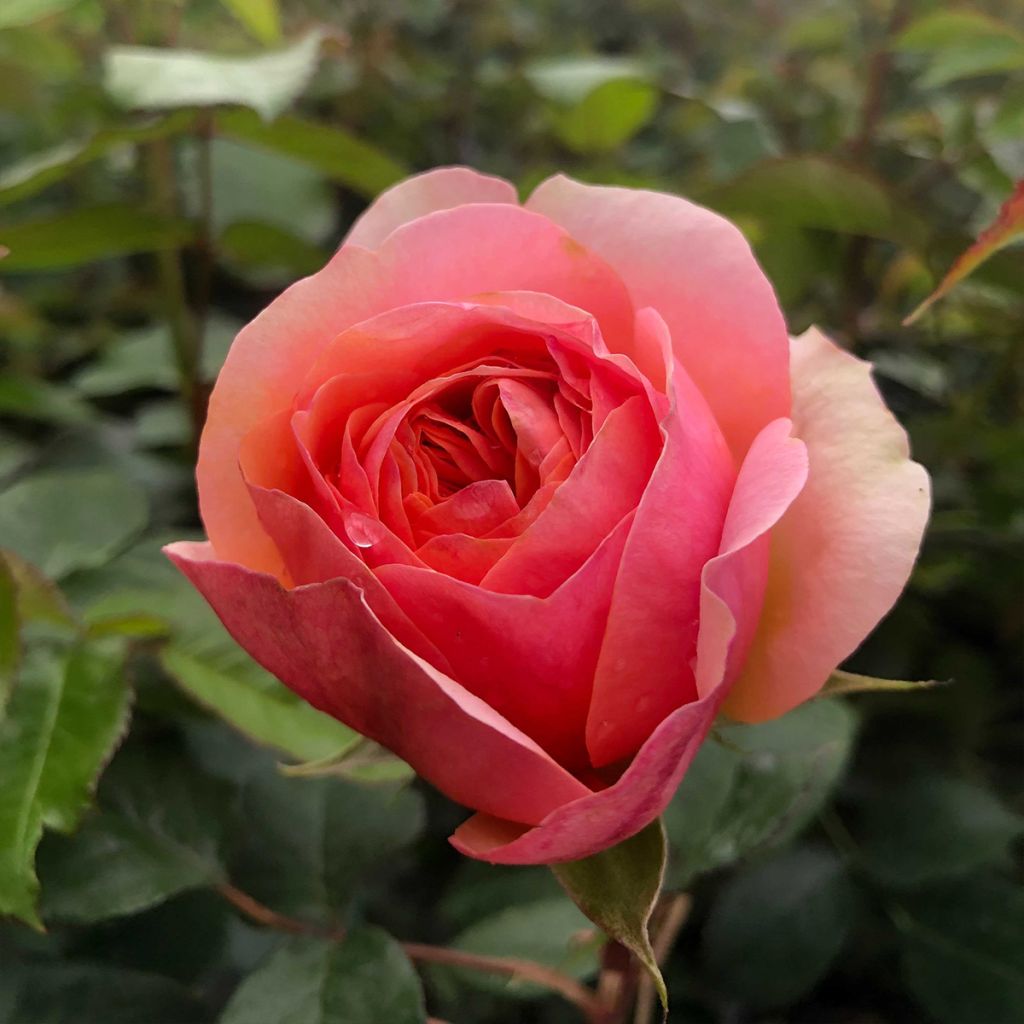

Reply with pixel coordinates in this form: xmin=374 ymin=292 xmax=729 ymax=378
xmin=165 ymin=540 xmax=593 ymax=826
xmin=527 ymin=174 xmax=790 ymax=458
xmin=344 ymin=166 xmax=518 ymax=250
xmin=694 ymin=418 xmax=808 ymax=698
xmin=450 ymin=683 xmax=725 ymax=864
xmin=724 ymin=327 xmax=930 ymax=721
xmin=375 ymin=515 xmax=634 ymax=772
xmin=585 ymin=309 xmax=735 ymax=769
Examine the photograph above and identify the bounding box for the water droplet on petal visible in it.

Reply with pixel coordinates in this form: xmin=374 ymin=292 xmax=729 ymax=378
xmin=345 ymin=512 xmax=386 ymax=549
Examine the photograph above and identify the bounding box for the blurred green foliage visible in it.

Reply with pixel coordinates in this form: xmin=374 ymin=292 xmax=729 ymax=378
xmin=0 ymin=1 xmax=1022 ymax=1022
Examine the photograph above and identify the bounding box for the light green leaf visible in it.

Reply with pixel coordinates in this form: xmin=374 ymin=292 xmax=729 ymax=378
xmin=230 ymin=765 xmax=425 ymax=923
xmin=0 ymin=204 xmax=196 ymax=272
xmin=705 ymin=156 xmax=928 ymax=248
xmin=0 ymin=469 xmax=148 ymax=580
xmin=897 ymin=11 xmax=1024 ymax=88
xmin=72 ymin=325 xmax=180 ymax=397
xmin=899 ymin=875 xmax=1024 ymax=1024
xmin=0 ymin=550 xmax=78 ymax=635
xmin=553 ymin=819 xmax=667 ymax=1012
xmin=217 ymin=108 xmax=407 ymax=198
xmin=37 ymin=744 xmax=229 ymax=923
xmin=104 ymin=30 xmax=324 ymax=121
xmin=701 ymin=847 xmax=856 ymax=1009
xmin=449 ymin=897 xmax=600 ymax=998
xmin=663 ymin=698 xmax=858 ymax=887
xmin=161 ymin=645 xmax=360 ymax=765
xmin=221 ymin=931 xmax=426 ymax=1024
xmin=553 ymin=78 xmax=658 ymax=154
xmin=0 ymin=113 xmax=196 ymax=207
xmin=0 ymin=644 xmax=131 ymax=927
xmin=526 ymin=55 xmax=652 ymax=103
xmin=218 ymin=221 xmax=327 ymax=282
xmin=220 ymin=0 xmax=281 ymax=44
xmin=0 ymin=0 xmax=80 ymax=29
xmin=855 ymin=776 xmax=1024 ymax=887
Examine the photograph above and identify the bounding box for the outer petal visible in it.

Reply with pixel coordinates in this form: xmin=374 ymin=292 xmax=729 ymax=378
xmin=724 ymin=327 xmax=930 ymax=721
xmin=344 ymin=166 xmax=517 ymax=249
xmin=164 ymin=541 xmax=592 ymax=826
xmin=527 ymin=174 xmax=790 ymax=459
xmin=585 ymin=309 xmax=734 ymax=768
xmin=450 ymin=685 xmax=725 ymax=864
xmin=694 ymin=418 xmax=808 ymax=698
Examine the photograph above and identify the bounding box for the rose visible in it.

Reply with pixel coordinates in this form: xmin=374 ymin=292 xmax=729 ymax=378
xmin=167 ymin=168 xmax=929 ymax=865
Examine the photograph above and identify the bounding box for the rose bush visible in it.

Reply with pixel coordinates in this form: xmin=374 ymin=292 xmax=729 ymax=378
xmin=167 ymin=168 xmax=929 ymax=865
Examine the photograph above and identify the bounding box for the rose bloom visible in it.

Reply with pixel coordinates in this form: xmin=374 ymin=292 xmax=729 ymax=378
xmin=167 ymin=168 xmax=929 ymax=865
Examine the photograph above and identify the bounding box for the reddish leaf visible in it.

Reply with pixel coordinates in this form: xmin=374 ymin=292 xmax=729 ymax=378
xmin=905 ymin=179 xmax=1024 ymax=324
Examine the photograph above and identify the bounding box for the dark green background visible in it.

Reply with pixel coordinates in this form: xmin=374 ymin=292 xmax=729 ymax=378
xmin=1 ymin=1 xmax=1022 ymax=1022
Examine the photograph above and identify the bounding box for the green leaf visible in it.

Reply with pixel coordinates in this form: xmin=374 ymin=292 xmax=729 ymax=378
xmin=220 ymin=930 xmax=426 ymax=1024
xmin=705 ymin=156 xmax=928 ymax=248
xmin=72 ymin=325 xmax=181 ymax=397
xmin=701 ymin=847 xmax=856 ymax=1009
xmin=896 ymin=11 xmax=1024 ymax=88
xmin=553 ymin=78 xmax=657 ymax=154
xmin=0 ymin=469 xmax=148 ymax=580
xmin=4 ymin=962 xmax=207 ymax=1024
xmin=663 ymin=698 xmax=858 ymax=887
xmin=0 ymin=550 xmax=78 ymax=635
xmin=0 ymin=204 xmax=196 ymax=272
xmin=526 ymin=55 xmax=652 ymax=103
xmin=217 ymin=108 xmax=407 ymax=199
xmin=0 ymin=113 xmax=196 ymax=207
xmin=161 ymin=645 xmax=360 ymax=765
xmin=220 ymin=0 xmax=281 ymax=44
xmin=449 ymin=897 xmax=600 ymax=998
xmin=0 ymin=0 xmax=80 ymax=29
xmin=230 ymin=765 xmax=425 ymax=923
xmin=0 ymin=644 xmax=131 ymax=927
xmin=552 ymin=819 xmax=667 ymax=1012
xmin=820 ymin=669 xmax=945 ymax=697
xmin=38 ymin=744 xmax=229 ymax=923
xmin=104 ymin=30 xmax=325 ymax=122
xmin=898 ymin=875 xmax=1024 ymax=1024
xmin=0 ymin=375 xmax=97 ymax=425
xmin=855 ymin=776 xmax=1024 ymax=888
xmin=279 ymin=739 xmax=413 ymax=786
xmin=0 ymin=559 xmax=17 ymax=714
xmin=218 ymin=221 xmax=327 ymax=282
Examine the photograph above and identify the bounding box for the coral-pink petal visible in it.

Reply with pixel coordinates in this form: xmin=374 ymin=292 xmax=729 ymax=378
xmin=450 ymin=683 xmax=726 ymax=864
xmin=164 ymin=541 xmax=592 ymax=826
xmin=415 ymin=533 xmax=516 ymax=585
xmin=344 ymin=166 xmax=518 ymax=250
xmin=481 ymin=396 xmax=659 ymax=597
xmin=724 ymin=328 xmax=930 ymax=721
xmin=694 ymin=418 xmax=808 ymax=700
xmin=584 ymin=310 xmax=735 ymax=768
xmin=376 ymin=515 xmax=633 ymax=772
xmin=526 ymin=174 xmax=789 ymax=459
xmin=416 ymin=479 xmax=520 ymax=538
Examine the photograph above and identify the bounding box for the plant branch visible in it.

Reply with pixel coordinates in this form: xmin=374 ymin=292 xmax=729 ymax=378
xmin=217 ymin=882 xmax=608 ymax=1023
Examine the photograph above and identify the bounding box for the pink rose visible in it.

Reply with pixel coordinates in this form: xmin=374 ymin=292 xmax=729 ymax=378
xmin=167 ymin=168 xmax=929 ymax=864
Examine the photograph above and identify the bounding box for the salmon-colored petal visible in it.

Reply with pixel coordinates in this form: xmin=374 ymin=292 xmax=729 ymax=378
xmin=694 ymin=419 xmax=808 ymax=699
xmin=164 ymin=540 xmax=592 ymax=826
xmin=585 ymin=309 xmax=735 ymax=769
xmin=724 ymin=327 xmax=930 ymax=721
xmin=527 ymin=174 xmax=790 ymax=459
xmin=344 ymin=166 xmax=517 ymax=250
xmin=415 ymin=533 xmax=516 ymax=585
xmin=450 ymin=683 xmax=726 ymax=864
xmin=375 ymin=515 xmax=634 ymax=772
xmin=481 ymin=396 xmax=659 ymax=597
xmin=415 ymin=479 xmax=520 ymax=538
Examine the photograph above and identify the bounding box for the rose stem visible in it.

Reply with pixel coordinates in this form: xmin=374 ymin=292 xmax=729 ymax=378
xmin=217 ymin=881 xmax=608 ymax=1023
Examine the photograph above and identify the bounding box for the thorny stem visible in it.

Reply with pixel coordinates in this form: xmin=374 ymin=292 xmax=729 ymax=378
xmin=217 ymin=882 xmax=609 ymax=1023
